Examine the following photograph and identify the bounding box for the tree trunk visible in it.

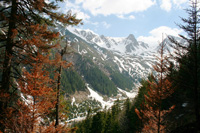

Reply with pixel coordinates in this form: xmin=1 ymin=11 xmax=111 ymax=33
xmin=55 ymin=64 xmax=62 ymax=127
xmin=0 ymin=0 xmax=17 ymax=131
xmin=1 ymin=0 xmax=17 ymax=92
xmin=194 ymin=26 xmax=200 ymax=132
xmin=193 ymin=1 xmax=200 ymax=130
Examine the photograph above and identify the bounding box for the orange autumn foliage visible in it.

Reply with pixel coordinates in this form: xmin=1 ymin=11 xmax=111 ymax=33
xmin=0 ymin=53 xmax=54 ymax=132
xmin=0 ymin=0 xmax=81 ymax=132
xmin=1 ymin=0 xmax=81 ymax=124
xmin=1 ymin=52 xmax=74 ymax=132
xmin=135 ymin=39 xmax=175 ymax=133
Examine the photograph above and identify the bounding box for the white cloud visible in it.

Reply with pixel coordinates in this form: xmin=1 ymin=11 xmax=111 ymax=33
xmin=117 ymin=15 xmax=135 ymax=20
xmin=90 ymin=22 xmax=99 ymax=26
xmin=137 ymin=26 xmax=183 ymax=47
xmin=102 ymin=21 xmax=111 ymax=29
xmin=160 ymin=0 xmax=172 ymax=12
xmin=65 ymin=1 xmax=80 ymax=10
xmin=117 ymin=15 xmax=125 ymax=19
xmin=63 ymin=1 xmax=91 ymax=21
xmin=172 ymin=0 xmax=188 ymax=8
xmin=76 ymin=11 xmax=90 ymax=20
xmin=173 ymin=0 xmax=187 ymax=5
xmin=83 ymin=21 xmax=110 ymax=29
xmin=75 ymin=0 xmax=84 ymax=4
xmin=129 ymin=15 xmax=135 ymax=20
xmin=75 ymin=0 xmax=155 ymax=16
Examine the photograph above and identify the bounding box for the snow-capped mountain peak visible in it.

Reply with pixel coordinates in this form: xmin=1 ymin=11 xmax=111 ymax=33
xmin=68 ymin=28 xmax=151 ymax=55
xmin=126 ymin=34 xmax=137 ymax=43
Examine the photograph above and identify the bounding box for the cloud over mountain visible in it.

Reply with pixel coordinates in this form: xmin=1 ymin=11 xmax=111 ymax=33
xmin=160 ymin=0 xmax=172 ymax=12
xmin=74 ymin=0 xmax=155 ymax=16
xmin=137 ymin=26 xmax=183 ymax=47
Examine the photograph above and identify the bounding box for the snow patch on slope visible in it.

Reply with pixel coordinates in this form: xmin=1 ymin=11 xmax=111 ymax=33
xmin=117 ymin=88 xmax=138 ymax=99
xmin=114 ymin=56 xmax=127 ymax=72
xmin=71 ymin=97 xmax=75 ymax=106
xmin=87 ymin=84 xmax=114 ymax=109
xmin=86 ymin=84 xmax=139 ymax=109
xmin=67 ymin=116 xmax=86 ymax=123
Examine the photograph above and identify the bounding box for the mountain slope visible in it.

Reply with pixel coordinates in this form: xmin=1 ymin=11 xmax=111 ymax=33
xmin=65 ymin=28 xmax=157 ymax=90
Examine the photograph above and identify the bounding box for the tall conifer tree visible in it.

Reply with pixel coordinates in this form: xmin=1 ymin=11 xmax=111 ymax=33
xmin=136 ymin=39 xmax=175 ymax=133
xmin=169 ymin=0 xmax=200 ymax=131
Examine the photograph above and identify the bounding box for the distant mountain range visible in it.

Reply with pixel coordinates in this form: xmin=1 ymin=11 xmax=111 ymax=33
xmin=55 ymin=26 xmax=181 ymax=120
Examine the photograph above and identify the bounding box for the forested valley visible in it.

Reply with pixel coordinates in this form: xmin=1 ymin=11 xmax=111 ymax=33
xmin=0 ymin=0 xmax=200 ymax=133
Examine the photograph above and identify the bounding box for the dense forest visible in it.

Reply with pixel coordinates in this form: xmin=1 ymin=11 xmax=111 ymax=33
xmin=0 ymin=0 xmax=200 ymax=133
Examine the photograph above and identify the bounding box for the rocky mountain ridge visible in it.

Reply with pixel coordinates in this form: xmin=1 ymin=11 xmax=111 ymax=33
xmin=66 ymin=27 xmax=157 ymax=83
xmin=70 ymin=28 xmax=152 ymax=55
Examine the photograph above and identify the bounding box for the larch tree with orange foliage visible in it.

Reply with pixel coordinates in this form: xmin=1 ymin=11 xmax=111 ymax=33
xmin=0 ymin=0 xmax=81 ymax=132
xmin=135 ymin=39 xmax=175 ymax=133
xmin=3 ymin=51 xmax=73 ymax=133
xmin=0 ymin=23 xmax=60 ymax=132
xmin=5 ymin=52 xmax=56 ymax=132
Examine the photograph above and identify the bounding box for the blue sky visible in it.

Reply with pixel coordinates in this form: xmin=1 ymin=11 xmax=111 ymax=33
xmin=59 ymin=0 xmax=190 ymax=46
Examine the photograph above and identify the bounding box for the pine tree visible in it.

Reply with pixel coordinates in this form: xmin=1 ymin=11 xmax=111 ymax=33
xmin=118 ymin=98 xmax=131 ymax=132
xmin=90 ymin=112 xmax=105 ymax=133
xmin=169 ymin=0 xmax=200 ymax=131
xmin=104 ymin=112 xmax=113 ymax=133
xmin=136 ymin=39 xmax=175 ymax=133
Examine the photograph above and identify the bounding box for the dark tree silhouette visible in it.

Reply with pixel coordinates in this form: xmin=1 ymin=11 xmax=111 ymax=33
xmin=169 ymin=0 xmax=200 ymax=131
